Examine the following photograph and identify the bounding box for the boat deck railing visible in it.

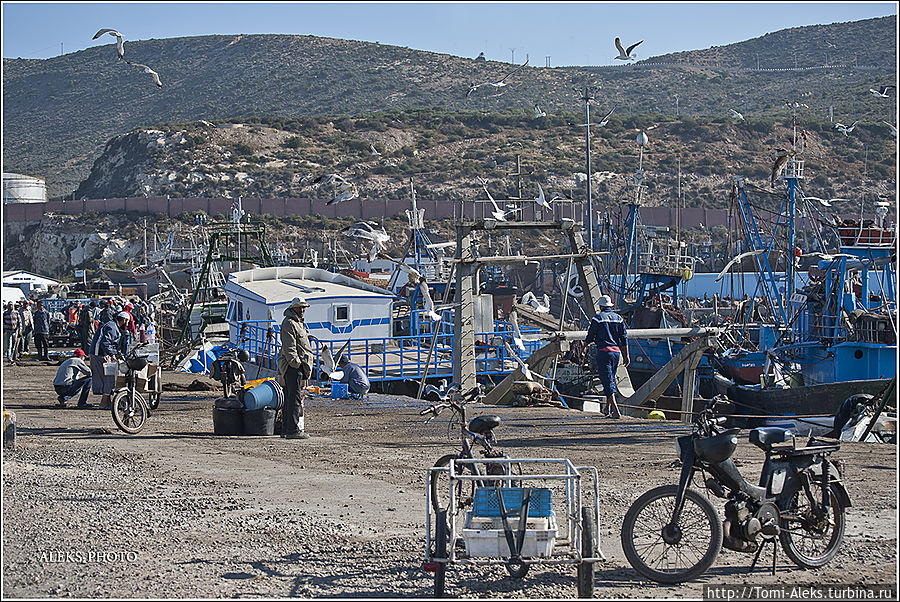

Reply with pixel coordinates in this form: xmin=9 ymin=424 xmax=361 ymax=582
xmin=234 ymin=312 xmax=543 ymax=384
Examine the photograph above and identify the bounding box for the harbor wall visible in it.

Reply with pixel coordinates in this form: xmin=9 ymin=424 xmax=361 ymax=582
xmin=2 ymin=196 xmax=735 ymax=228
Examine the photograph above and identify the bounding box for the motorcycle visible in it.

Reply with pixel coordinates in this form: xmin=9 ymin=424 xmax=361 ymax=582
xmin=621 ymin=397 xmax=851 ymax=584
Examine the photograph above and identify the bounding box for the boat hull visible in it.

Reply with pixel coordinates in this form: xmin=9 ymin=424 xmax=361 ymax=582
xmin=726 ymin=378 xmax=891 ymax=424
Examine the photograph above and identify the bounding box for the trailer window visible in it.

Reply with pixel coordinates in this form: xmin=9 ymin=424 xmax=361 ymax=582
xmin=334 ymin=304 xmax=350 ymax=323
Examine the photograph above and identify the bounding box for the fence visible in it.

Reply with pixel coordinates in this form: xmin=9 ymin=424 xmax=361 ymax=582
xmin=234 ymin=312 xmax=543 ymax=385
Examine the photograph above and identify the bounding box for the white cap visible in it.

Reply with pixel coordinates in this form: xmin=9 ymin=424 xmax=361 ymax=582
xmin=116 ymin=311 xmax=131 ymax=320
xmin=598 ymin=294 xmax=614 ymax=308
xmin=288 ymin=297 xmax=310 ymax=309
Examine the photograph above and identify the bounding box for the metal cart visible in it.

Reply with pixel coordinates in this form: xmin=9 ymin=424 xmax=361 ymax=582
xmin=423 ymin=457 xmax=605 ymax=598
xmin=118 ymin=341 xmax=162 ymax=409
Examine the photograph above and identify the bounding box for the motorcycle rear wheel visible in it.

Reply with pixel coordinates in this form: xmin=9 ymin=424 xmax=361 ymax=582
xmin=779 ymin=483 xmax=845 ymax=568
xmin=621 ymin=485 xmax=722 ymax=584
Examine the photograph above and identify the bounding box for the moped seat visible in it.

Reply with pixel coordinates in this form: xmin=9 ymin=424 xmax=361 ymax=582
xmin=749 ymin=427 xmax=794 ymax=451
xmin=468 ymin=415 xmax=501 ymax=434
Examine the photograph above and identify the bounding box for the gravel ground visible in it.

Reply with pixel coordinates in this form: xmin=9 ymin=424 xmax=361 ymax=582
xmin=2 ymin=358 xmax=897 ymax=599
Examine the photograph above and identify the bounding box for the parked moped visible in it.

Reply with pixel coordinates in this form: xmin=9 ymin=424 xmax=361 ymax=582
xmin=621 ymin=397 xmax=851 ymax=583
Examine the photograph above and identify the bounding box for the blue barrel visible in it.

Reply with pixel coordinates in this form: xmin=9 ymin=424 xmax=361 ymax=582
xmin=244 ymin=379 xmax=284 ymax=411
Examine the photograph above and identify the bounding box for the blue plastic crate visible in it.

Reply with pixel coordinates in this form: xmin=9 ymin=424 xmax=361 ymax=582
xmin=473 ymin=487 xmax=553 ymax=517
xmin=331 ymin=383 xmax=349 ymax=399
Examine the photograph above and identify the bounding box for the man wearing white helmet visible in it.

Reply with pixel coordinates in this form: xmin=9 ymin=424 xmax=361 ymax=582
xmin=277 ymin=297 xmax=313 ymax=439
xmin=585 ymin=294 xmax=629 ymax=418
xmin=89 ymin=311 xmax=131 ymax=410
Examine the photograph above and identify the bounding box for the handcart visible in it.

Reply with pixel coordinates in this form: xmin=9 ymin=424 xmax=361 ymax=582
xmin=423 ymin=457 xmax=605 ymax=598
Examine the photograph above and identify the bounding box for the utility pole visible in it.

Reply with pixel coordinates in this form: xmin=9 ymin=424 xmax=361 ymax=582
xmin=756 ymin=52 xmax=760 ymax=70
xmin=510 ymin=48 xmax=516 ymax=63
xmin=674 ymin=94 xmax=680 ymax=117
xmin=60 ymin=42 xmax=63 ymax=55
xmin=581 ymin=86 xmax=596 ymax=250
xmin=545 ymin=55 xmax=551 ymax=68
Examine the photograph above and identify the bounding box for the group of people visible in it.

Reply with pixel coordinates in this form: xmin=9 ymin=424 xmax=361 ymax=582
xmin=275 ymin=297 xmax=369 ymax=439
xmin=4 ymin=299 xmax=51 ymax=362
xmin=52 ymin=306 xmax=137 ymax=409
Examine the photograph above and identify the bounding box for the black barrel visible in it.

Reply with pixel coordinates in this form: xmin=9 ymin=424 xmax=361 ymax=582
xmin=213 ymin=407 xmax=244 ymax=435
xmin=242 ymin=407 xmax=276 ymax=436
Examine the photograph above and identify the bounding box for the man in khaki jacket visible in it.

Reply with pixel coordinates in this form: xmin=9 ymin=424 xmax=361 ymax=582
xmin=277 ymin=297 xmax=313 ymax=439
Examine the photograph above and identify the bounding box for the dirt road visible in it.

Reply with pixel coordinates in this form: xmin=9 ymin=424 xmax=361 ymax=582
xmin=2 ymin=360 xmax=897 ymax=598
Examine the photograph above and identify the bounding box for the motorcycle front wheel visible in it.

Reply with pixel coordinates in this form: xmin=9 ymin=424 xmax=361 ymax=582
xmin=111 ymin=389 xmax=148 ymax=435
xmin=621 ymin=485 xmax=723 ymax=584
xmin=779 ymin=482 xmax=846 ymax=568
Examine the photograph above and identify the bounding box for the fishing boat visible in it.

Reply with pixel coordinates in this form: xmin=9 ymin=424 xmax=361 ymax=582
xmin=724 ymin=112 xmax=897 ymax=418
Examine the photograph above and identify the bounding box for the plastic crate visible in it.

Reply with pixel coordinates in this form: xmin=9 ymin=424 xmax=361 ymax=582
xmin=331 ymin=383 xmax=349 ymax=399
xmin=473 ymin=487 xmax=553 ymax=517
xmin=462 ymin=512 xmax=558 ymax=558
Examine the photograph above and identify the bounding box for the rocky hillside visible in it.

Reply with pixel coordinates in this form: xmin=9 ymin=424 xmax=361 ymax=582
xmin=74 ymin=109 xmax=895 ymax=205
xmin=3 ymin=16 xmax=895 ymax=199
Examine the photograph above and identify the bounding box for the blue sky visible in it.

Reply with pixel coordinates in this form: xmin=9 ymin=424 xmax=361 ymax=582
xmin=2 ymin=2 xmax=896 ymax=65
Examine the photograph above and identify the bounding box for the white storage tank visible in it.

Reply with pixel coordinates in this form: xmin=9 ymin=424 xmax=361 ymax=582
xmin=3 ymin=172 xmax=47 ymax=204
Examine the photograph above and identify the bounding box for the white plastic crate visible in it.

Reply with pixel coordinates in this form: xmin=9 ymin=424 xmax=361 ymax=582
xmin=462 ymin=512 xmax=558 ymax=558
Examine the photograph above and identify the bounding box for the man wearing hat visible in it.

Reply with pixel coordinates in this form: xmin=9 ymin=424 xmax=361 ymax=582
xmin=89 ymin=311 xmax=131 ymax=410
xmin=585 ymin=294 xmax=629 ymax=418
xmin=53 ymin=349 xmax=93 ymax=408
xmin=337 ymin=354 xmax=370 ymax=398
xmin=277 ymin=297 xmax=313 ymax=439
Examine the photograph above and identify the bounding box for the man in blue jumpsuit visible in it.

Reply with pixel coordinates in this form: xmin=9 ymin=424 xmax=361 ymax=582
xmin=585 ymin=295 xmax=629 ymax=418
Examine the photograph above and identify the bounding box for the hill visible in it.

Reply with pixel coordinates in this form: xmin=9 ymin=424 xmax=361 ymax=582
xmin=2 ymin=16 xmax=896 ymax=199
xmin=71 ymin=109 xmax=896 ymax=205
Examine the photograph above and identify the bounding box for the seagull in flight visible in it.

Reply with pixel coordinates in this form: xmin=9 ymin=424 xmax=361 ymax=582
xmin=614 ymin=37 xmax=642 ymax=60
xmin=802 ymin=196 xmax=851 ymax=208
xmin=783 ymin=100 xmax=809 ymax=109
xmin=730 ymin=108 xmax=745 ymax=121
xmin=314 ymin=173 xmax=347 ymax=185
xmin=533 ymin=184 xmax=551 ymax=211
xmin=125 ymin=61 xmax=162 ymax=87
xmin=468 ymin=58 xmax=529 ymax=98
xmin=489 ymin=57 xmax=528 ymax=89
xmin=478 ymin=178 xmax=519 ymax=221
xmin=882 ymin=121 xmax=898 ymax=137
xmin=369 ymin=144 xmax=381 ymax=156
xmin=419 ymin=280 xmax=442 ymax=322
xmin=534 ymin=104 xmax=547 ymax=118
xmin=93 ymin=28 xmax=124 ymax=59
xmin=716 ymin=250 xmax=766 ymax=281
xmin=870 ymin=85 xmax=895 ymax=98
xmin=326 ymin=182 xmax=359 ymax=205
xmin=595 ymin=106 xmax=616 ymax=127
xmin=833 ymin=120 xmax=858 ymax=136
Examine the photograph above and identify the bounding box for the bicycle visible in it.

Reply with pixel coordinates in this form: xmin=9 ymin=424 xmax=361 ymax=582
xmin=110 ymin=343 xmax=153 ymax=434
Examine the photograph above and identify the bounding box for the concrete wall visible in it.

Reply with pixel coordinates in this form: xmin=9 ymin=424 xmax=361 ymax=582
xmin=1 ymin=196 xmax=734 ymax=228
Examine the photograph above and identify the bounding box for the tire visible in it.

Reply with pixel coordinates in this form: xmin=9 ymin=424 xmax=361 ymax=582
xmin=434 ymin=509 xmax=448 ymax=598
xmin=621 ymin=485 xmax=723 ymax=584
xmin=779 ymin=482 xmax=846 ymax=569
xmin=148 ymin=392 xmax=160 ymax=410
xmin=577 ymin=506 xmax=596 ymax=598
xmin=430 ymin=454 xmax=474 ymax=516
xmin=111 ymin=389 xmax=148 ymax=435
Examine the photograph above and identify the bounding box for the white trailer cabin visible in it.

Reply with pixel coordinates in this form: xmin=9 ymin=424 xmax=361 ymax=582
xmin=223 ymin=266 xmax=396 ymax=346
